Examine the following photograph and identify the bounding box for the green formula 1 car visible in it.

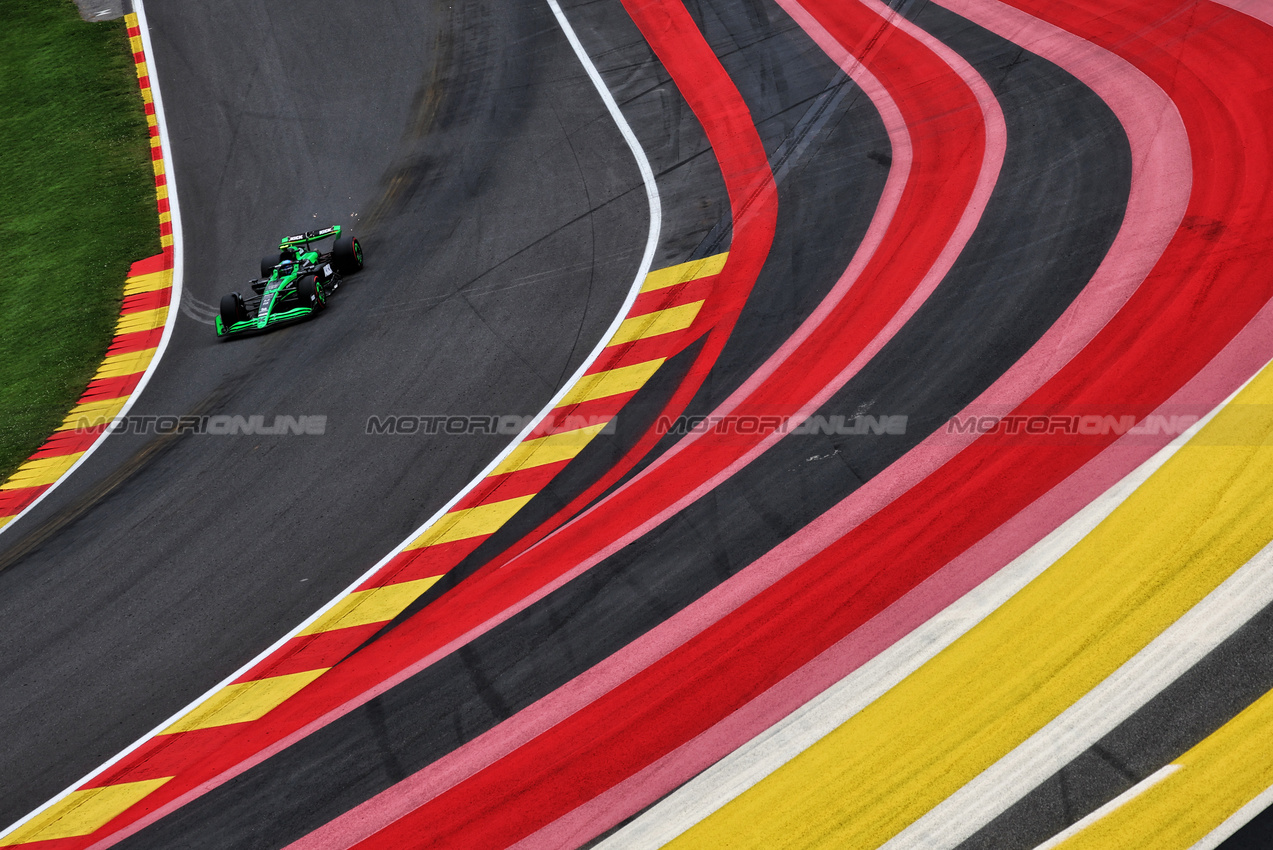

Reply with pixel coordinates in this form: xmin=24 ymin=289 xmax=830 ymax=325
xmin=216 ymin=226 xmax=363 ymax=338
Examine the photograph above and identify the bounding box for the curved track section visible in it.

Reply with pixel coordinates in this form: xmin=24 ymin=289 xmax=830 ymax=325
xmin=6 ymin=0 xmax=1273 ymax=848
xmin=0 ymin=0 xmax=665 ymax=836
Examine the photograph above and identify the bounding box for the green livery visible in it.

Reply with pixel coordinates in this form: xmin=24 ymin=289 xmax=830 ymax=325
xmin=215 ymin=225 xmax=364 ymax=338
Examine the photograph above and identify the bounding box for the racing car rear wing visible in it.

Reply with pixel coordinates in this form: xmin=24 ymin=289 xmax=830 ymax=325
xmin=278 ymin=225 xmax=342 ymax=249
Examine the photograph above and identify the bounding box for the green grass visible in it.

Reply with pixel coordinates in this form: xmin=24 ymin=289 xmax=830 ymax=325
xmin=0 ymin=0 xmax=159 ymax=484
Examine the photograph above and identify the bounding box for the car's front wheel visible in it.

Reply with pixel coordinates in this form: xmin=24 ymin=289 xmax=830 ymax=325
xmin=219 ymin=292 xmax=247 ymax=332
xmin=296 ymin=274 xmax=325 ymax=312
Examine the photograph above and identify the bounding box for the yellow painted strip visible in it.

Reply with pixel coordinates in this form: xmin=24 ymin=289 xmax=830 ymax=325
xmin=554 ymin=359 xmax=665 ymax=408
xmin=609 ymin=300 xmax=704 ymax=347
xmin=299 ymin=576 xmax=444 ymax=636
xmin=140 ymin=86 xmax=153 ymax=105
xmin=151 ymin=156 xmax=164 ymax=177
xmin=0 ymin=777 xmax=171 ymax=845
xmin=135 ymin=59 xmax=149 ymax=79
xmin=1056 ymin=689 xmax=1273 ymax=849
xmin=160 ymin=233 xmax=174 ymax=248
xmin=57 ymin=396 xmax=128 ymax=432
xmin=122 ymin=269 xmax=172 ymax=296
xmin=95 ymin=348 xmax=157 ymax=380
xmin=640 ymin=253 xmax=728 ymax=293
xmin=148 ymin=134 xmax=161 ymax=148
xmin=155 ymin=182 xmax=169 ymax=200
xmin=162 ymin=669 xmax=327 ymax=734
xmin=128 ymin=35 xmax=143 ymax=55
xmin=491 ymin=422 xmax=610 ymax=477
xmin=406 ymin=495 xmax=535 ymax=550
xmin=674 ymin=366 xmax=1273 ymax=849
xmin=116 ymin=306 xmax=168 ymax=336
xmin=0 ymin=453 xmax=85 ymax=490
xmin=0 ymin=516 xmax=12 ymax=529
xmin=158 ymin=210 xmax=172 ymax=225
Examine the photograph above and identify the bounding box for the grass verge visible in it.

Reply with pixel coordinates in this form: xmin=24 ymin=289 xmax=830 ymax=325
xmin=0 ymin=0 xmax=159 ymax=484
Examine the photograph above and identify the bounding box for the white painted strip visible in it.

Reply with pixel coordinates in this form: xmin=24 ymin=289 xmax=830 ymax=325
xmin=0 ymin=0 xmax=184 ymax=540
xmin=886 ymin=512 xmax=1273 ymax=848
xmin=598 ymin=376 xmax=1244 ymax=850
xmin=0 ymin=0 xmax=661 ymax=842
xmin=1032 ymin=765 xmax=1181 ymax=850
xmin=1188 ymin=782 xmax=1273 ymax=850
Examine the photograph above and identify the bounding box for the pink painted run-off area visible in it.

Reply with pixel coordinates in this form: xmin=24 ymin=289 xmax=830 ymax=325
xmin=283 ymin=1 xmax=1005 ymax=848
xmin=1213 ymin=0 xmax=1273 ymax=29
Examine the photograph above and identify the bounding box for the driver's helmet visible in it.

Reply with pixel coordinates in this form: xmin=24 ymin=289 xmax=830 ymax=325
xmin=276 ymin=258 xmax=295 ymax=278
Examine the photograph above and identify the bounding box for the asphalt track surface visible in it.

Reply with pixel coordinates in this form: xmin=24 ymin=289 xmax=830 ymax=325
xmin=6 ymin=0 xmax=1273 ymax=848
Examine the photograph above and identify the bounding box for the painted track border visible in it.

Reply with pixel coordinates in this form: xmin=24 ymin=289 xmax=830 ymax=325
xmin=0 ymin=1 xmax=184 ymax=538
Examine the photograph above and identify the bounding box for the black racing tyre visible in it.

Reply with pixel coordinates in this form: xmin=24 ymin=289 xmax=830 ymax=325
xmin=332 ymin=234 xmax=363 ymax=274
xmin=219 ymin=292 xmax=247 ymax=329
xmin=296 ymin=274 xmax=325 ymax=312
xmin=261 ymin=254 xmax=280 ymax=278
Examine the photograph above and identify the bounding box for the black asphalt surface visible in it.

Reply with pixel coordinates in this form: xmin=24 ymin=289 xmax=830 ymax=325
xmin=107 ymin=1 xmax=1139 ymax=847
xmin=0 ymin=0 xmax=685 ymax=827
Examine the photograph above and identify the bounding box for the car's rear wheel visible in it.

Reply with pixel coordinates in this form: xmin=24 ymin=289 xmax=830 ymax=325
xmin=332 ymin=234 xmax=362 ymax=274
xmin=219 ymin=292 xmax=247 ymax=331
xmin=296 ymin=274 xmax=325 ymax=312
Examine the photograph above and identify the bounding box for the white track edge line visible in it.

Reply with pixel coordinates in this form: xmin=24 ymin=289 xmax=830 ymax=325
xmin=0 ymin=0 xmax=660 ymax=839
xmin=1032 ymin=765 xmax=1182 ymax=850
xmin=0 ymin=0 xmax=185 ymax=541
